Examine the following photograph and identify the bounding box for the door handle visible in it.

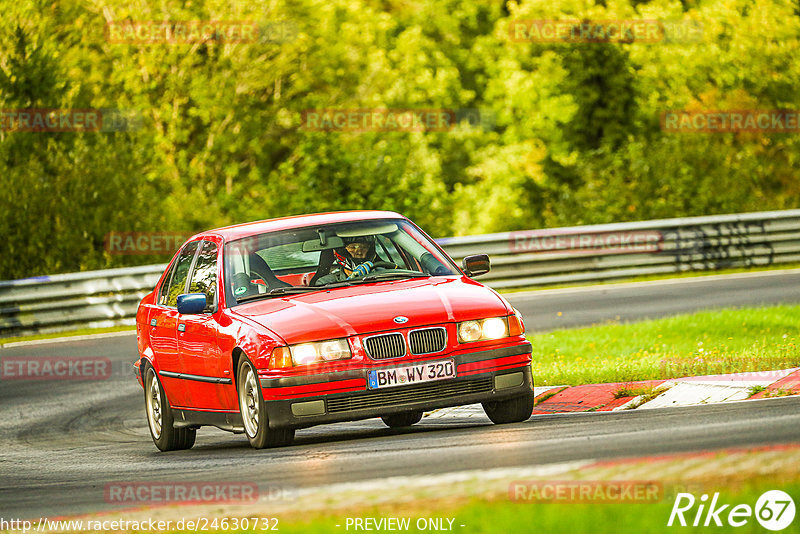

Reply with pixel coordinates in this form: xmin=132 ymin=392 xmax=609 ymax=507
xmin=150 ymin=318 xmax=157 ymax=327
xmin=178 ymin=324 xmax=186 ymax=332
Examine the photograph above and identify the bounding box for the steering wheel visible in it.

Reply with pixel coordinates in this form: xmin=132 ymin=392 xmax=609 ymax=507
xmin=248 ymin=270 xmax=270 ymax=289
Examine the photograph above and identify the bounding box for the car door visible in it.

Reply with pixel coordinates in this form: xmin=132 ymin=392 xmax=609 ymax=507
xmin=177 ymin=239 xmax=231 ymax=410
xmin=151 ymin=239 xmax=200 ymax=408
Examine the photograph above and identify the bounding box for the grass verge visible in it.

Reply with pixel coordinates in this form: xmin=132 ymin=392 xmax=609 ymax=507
xmin=191 ymin=476 xmax=800 ymax=534
xmin=763 ymin=387 xmax=799 ymax=398
xmin=0 ymin=325 xmax=134 ymax=346
xmin=528 ymin=304 xmax=800 ymax=386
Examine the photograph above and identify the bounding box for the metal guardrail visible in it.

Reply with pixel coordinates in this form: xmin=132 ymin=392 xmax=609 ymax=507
xmin=0 ymin=265 xmax=166 ymax=338
xmin=2 ymin=209 xmax=800 ymax=338
xmin=440 ymin=209 xmax=800 ymax=289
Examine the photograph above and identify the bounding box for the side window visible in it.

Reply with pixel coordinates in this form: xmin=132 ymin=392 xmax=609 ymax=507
xmin=188 ymin=241 xmax=218 ymax=310
xmin=157 ymin=261 xmax=179 ymax=305
xmin=163 ymin=241 xmax=200 ymax=307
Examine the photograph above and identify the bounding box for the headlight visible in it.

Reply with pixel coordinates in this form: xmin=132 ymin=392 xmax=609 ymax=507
xmin=458 ymin=321 xmax=483 ymax=342
xmin=457 ymin=317 xmax=509 ymax=343
xmin=289 ymin=338 xmax=352 ymax=365
xmin=482 ymin=317 xmax=507 ymax=339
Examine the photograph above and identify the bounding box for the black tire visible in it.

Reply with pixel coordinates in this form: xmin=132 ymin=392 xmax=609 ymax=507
xmin=144 ymin=365 xmax=196 ymax=451
xmin=237 ymin=357 xmax=295 ymax=449
xmin=381 ymin=411 xmax=423 ymax=428
xmin=482 ymin=392 xmax=535 ymax=424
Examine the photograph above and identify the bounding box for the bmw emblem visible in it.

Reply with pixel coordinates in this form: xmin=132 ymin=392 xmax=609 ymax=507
xmin=393 ymin=316 xmax=409 ymax=324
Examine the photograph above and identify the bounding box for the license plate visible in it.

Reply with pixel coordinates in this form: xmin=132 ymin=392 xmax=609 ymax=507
xmin=368 ymin=359 xmax=456 ymax=389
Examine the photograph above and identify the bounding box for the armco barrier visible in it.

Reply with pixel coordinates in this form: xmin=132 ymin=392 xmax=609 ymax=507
xmin=0 ymin=265 xmax=166 ymax=338
xmin=439 ymin=209 xmax=800 ymax=289
xmin=2 ymin=209 xmax=800 ymax=338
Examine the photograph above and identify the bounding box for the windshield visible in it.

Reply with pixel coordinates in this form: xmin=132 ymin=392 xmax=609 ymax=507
xmin=223 ymin=218 xmax=458 ymax=306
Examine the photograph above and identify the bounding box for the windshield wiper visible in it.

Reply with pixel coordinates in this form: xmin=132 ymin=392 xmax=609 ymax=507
xmin=305 ymin=273 xmax=426 ymax=291
xmin=313 ymin=280 xmax=358 ymax=290
xmin=237 ymin=286 xmax=322 ymax=302
xmin=357 ymin=272 xmax=428 ymax=283
xmin=267 ymin=286 xmax=324 ymax=295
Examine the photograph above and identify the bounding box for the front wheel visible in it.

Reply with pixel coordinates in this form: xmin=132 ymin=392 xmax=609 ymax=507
xmin=482 ymin=392 xmax=534 ymax=424
xmin=144 ymin=366 xmax=196 ymax=451
xmin=381 ymin=411 xmax=423 ymax=428
xmin=237 ymin=358 xmax=294 ymax=449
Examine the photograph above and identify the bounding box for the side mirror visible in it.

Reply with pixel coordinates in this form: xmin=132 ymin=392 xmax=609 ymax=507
xmin=462 ymin=254 xmax=490 ymax=277
xmin=177 ymin=293 xmax=207 ymax=314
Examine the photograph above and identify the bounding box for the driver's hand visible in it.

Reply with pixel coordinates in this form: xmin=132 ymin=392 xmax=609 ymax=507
xmin=347 ymin=261 xmax=374 ymax=279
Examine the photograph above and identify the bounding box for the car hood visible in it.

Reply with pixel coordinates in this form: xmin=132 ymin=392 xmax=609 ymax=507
xmin=232 ymin=276 xmax=510 ymax=344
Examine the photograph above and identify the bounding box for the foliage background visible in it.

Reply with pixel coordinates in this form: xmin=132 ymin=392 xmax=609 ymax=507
xmin=1 ymin=0 xmax=799 ymax=279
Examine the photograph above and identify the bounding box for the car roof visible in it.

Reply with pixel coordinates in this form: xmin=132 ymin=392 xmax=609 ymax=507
xmin=196 ymin=210 xmax=406 ymax=242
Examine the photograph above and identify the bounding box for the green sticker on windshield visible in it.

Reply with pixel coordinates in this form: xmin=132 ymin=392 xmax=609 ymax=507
xmin=235 ymin=286 xmax=247 ymax=296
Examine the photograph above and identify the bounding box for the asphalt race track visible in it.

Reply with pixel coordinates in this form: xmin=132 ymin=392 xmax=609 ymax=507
xmin=2 ymin=271 xmax=799 ymax=519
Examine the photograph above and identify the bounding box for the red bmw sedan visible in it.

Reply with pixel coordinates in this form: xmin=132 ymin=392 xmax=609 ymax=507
xmin=134 ymin=211 xmax=534 ymax=451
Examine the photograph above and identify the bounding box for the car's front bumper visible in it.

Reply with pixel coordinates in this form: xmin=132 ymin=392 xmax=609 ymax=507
xmin=260 ymin=342 xmax=533 ymax=428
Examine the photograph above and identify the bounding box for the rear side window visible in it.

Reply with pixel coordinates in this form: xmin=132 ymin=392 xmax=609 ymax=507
xmin=161 ymin=241 xmax=199 ymax=307
xmin=188 ymin=241 xmax=218 ymax=310
xmin=157 ymin=261 xmax=179 ymax=306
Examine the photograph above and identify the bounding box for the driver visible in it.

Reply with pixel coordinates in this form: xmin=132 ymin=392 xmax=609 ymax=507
xmin=314 ymin=236 xmax=380 ymax=285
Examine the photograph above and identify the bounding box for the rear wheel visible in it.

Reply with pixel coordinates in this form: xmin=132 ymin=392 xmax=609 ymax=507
xmin=144 ymin=366 xmax=196 ymax=451
xmin=482 ymin=392 xmax=534 ymax=424
xmin=381 ymin=411 xmax=423 ymax=428
xmin=237 ymin=358 xmax=295 ymax=449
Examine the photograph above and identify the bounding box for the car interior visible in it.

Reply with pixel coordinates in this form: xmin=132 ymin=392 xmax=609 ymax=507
xmin=224 ymin=221 xmax=456 ymax=304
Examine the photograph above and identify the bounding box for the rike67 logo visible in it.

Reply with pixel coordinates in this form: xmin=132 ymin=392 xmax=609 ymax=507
xmin=668 ymin=490 xmax=796 ymax=531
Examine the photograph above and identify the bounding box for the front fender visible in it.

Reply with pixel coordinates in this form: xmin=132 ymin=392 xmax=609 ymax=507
xmin=219 ymin=311 xmax=286 ymax=373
